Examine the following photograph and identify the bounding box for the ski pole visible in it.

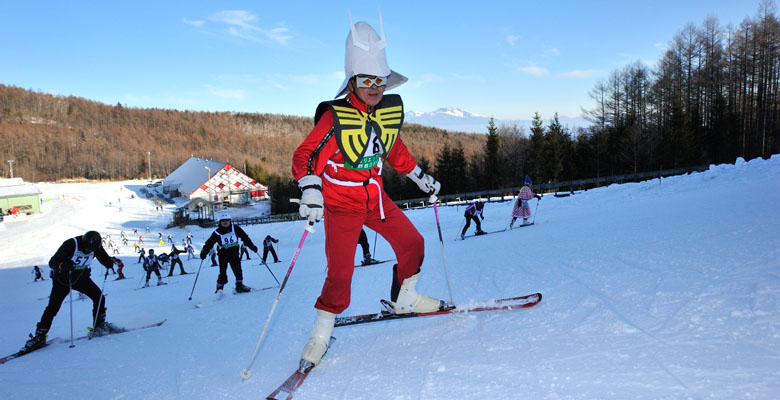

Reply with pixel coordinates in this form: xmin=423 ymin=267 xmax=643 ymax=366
xmin=532 ymin=196 xmax=541 ymax=224
xmin=453 ymin=219 xmax=465 ymax=241
xmin=432 ymin=197 xmax=455 ymax=305
xmin=372 ymin=230 xmax=378 ymax=259
xmin=68 ymin=270 xmax=75 ymax=348
xmin=89 ymin=270 xmax=110 ymax=340
xmin=256 ymin=252 xmax=281 ymax=286
xmin=188 ymin=258 xmax=206 ymax=301
xmin=240 ymin=221 xmax=315 ymax=380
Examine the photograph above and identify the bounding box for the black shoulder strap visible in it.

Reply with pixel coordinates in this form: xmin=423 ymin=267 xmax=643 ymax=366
xmin=314 ymin=98 xmax=351 ymax=126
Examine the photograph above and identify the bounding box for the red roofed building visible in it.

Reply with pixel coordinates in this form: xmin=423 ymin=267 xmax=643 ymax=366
xmin=163 ymin=157 xmax=268 ymax=205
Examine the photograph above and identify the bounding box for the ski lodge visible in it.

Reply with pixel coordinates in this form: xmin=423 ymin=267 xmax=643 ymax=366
xmin=0 ymin=178 xmax=42 ymax=219
xmin=163 ymin=157 xmax=268 ymax=205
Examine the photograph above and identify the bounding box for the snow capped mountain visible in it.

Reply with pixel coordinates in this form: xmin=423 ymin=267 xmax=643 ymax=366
xmin=405 ymin=107 xmax=591 ymax=134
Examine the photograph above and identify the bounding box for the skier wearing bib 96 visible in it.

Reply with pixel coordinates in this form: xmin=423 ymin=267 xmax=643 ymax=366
xmin=291 ymin=14 xmax=446 ymax=371
xmin=200 ymin=211 xmax=258 ymax=293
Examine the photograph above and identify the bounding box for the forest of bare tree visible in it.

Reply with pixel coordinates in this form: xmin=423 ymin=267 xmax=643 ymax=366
xmin=0 ymin=84 xmax=485 ymax=183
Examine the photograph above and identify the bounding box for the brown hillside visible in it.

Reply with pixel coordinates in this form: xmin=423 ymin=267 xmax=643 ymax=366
xmin=0 ymin=84 xmax=485 ymax=182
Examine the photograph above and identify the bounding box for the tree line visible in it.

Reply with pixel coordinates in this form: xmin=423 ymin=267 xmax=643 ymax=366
xmin=417 ymin=1 xmax=780 ymax=202
xmin=0 ymin=84 xmax=484 ymax=187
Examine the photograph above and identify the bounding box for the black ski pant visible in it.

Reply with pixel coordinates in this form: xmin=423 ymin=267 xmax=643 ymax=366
xmin=145 ymin=265 xmax=162 ymax=281
xmin=358 ymin=230 xmax=370 ymax=257
xmin=168 ymin=258 xmax=186 ymax=275
xmin=262 ymin=246 xmax=278 ymax=263
xmin=241 ymin=247 xmax=251 ymax=260
xmin=461 ymin=215 xmax=482 ymax=235
xmin=37 ymin=269 xmax=105 ymax=334
xmin=217 ymin=252 xmax=243 ymax=285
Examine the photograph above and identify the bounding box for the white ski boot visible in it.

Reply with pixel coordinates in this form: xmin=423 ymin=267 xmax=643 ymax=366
xmin=300 ymin=309 xmax=335 ymax=371
xmin=393 ymin=272 xmax=443 ymax=314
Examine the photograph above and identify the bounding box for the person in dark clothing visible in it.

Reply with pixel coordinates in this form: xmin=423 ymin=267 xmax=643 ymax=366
xmin=22 ymin=231 xmax=125 ymax=352
xmin=240 ymin=241 xmax=252 ymax=261
xmin=460 ymin=201 xmax=486 ymax=239
xmin=200 ymin=211 xmax=258 ymax=293
xmin=262 ymin=235 xmax=279 ymax=264
xmin=167 ymin=245 xmax=188 ymax=276
xmin=358 ymin=229 xmax=377 ymax=265
xmin=33 ymin=265 xmax=46 ymax=281
xmin=137 ymin=247 xmax=146 ymax=263
xmin=142 ymin=249 xmax=166 ymax=287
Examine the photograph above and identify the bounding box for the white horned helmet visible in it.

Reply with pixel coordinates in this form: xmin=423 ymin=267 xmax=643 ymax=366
xmin=335 ymin=10 xmax=408 ymax=98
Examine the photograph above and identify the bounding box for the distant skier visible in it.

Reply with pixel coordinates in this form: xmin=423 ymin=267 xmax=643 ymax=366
xmin=240 ymin=240 xmax=252 ymax=261
xmin=510 ymin=175 xmax=542 ymax=229
xmin=142 ymin=249 xmax=166 ymax=287
xmin=262 ymin=235 xmax=279 ymax=264
xmin=186 ymin=243 xmax=196 ymax=260
xmin=137 ymin=247 xmax=146 ymax=263
xmin=460 ymin=201 xmax=486 ymax=239
xmin=21 ymin=231 xmax=125 ymax=353
xmin=33 ymin=265 xmax=45 ymax=282
xmin=167 ymin=244 xmax=188 ymax=276
xmin=358 ymin=229 xmax=377 ymax=265
xmin=112 ymin=257 xmax=126 ymax=280
xmin=200 ymin=211 xmax=258 ymax=293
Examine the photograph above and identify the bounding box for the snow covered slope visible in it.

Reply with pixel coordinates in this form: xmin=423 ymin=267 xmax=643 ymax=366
xmin=1 ymin=156 xmax=778 ymax=399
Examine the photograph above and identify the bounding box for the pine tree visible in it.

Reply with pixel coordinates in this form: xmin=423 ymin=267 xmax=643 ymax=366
xmin=484 ymin=118 xmax=501 ymax=190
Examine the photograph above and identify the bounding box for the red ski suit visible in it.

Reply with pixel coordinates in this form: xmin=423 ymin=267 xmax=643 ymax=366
xmin=292 ymin=92 xmax=424 ymax=314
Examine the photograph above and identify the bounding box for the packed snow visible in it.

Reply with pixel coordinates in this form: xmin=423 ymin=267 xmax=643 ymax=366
xmin=1 ymin=156 xmax=779 ymax=399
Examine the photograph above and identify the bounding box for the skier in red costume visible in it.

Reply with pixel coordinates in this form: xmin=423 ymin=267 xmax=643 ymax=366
xmin=292 ymin=14 xmax=444 ymax=370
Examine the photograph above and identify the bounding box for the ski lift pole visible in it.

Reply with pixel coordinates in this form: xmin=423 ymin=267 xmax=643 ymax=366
xmin=432 ymin=197 xmax=455 ymax=305
xmin=240 ymin=221 xmax=315 ymax=380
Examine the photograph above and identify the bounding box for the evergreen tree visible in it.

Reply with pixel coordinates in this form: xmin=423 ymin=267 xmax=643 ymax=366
xmin=525 ymin=112 xmax=546 ymax=182
xmin=484 ymin=118 xmax=501 ymax=190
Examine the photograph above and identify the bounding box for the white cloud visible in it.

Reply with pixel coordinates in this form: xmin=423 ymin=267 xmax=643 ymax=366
xmin=208 ymin=10 xmax=293 ymax=45
xmin=520 ymin=66 xmax=549 ymax=77
xmin=181 ymin=18 xmax=204 ymax=27
xmin=556 ymin=69 xmax=602 ymax=79
xmin=547 ymin=47 xmax=560 ymax=56
xmin=506 ymin=34 xmax=520 ymax=47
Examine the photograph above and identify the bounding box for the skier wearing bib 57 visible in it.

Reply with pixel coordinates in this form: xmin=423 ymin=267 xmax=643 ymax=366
xmin=21 ymin=231 xmax=125 ymax=352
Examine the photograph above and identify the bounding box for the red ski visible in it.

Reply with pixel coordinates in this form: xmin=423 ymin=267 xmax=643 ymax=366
xmin=335 ymin=293 xmax=542 ymax=327
xmin=266 ymin=337 xmax=335 ymax=400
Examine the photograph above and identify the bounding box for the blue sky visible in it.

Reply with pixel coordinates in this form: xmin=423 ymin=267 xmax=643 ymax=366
xmin=0 ymin=1 xmax=765 ymax=121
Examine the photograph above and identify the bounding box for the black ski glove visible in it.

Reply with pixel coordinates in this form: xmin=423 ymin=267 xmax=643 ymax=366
xmin=55 ymin=260 xmax=74 ymax=279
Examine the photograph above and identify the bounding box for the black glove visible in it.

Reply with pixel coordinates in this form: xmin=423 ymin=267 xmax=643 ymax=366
xmin=249 ymin=245 xmax=258 ymax=253
xmin=55 ymin=260 xmax=74 ymax=279
xmin=536 ymin=194 xmax=542 ymax=200
xmin=200 ymin=252 xmax=207 ymax=260
xmin=480 ymin=215 xmax=484 ymax=220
